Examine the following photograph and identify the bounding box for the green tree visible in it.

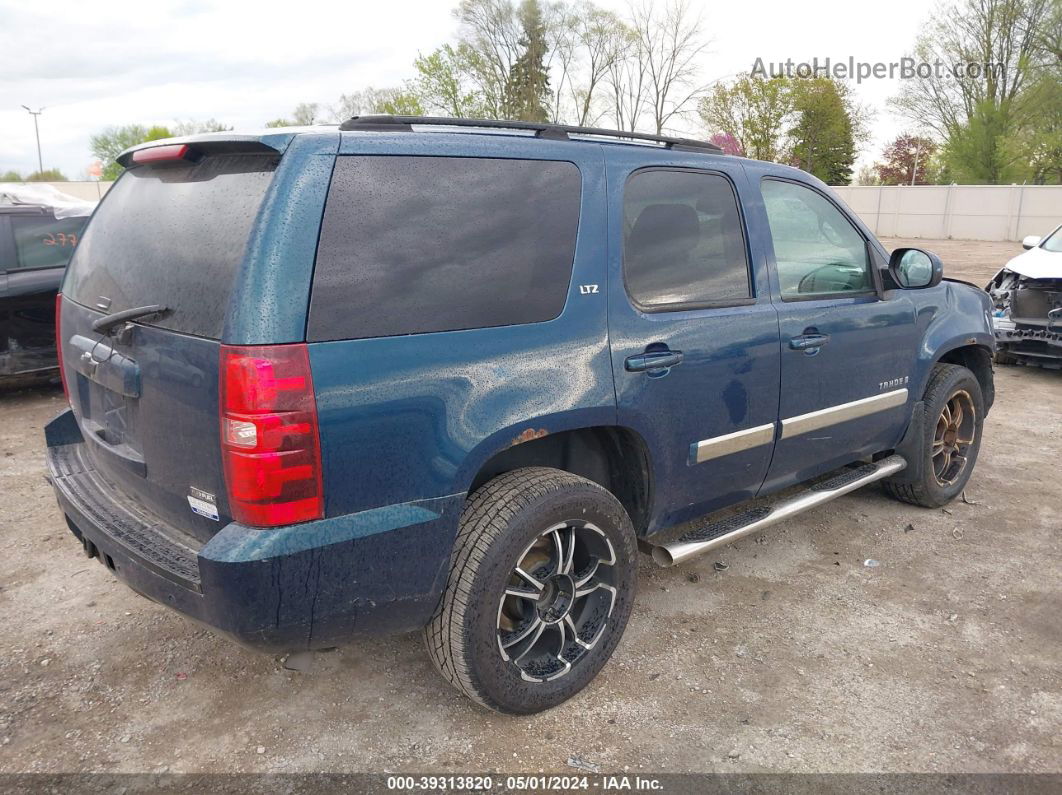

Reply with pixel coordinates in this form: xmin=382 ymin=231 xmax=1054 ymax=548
xmin=25 ymin=169 xmax=68 ymax=181
xmin=1003 ymin=70 xmax=1062 ymax=184
xmin=378 ymin=91 xmax=425 ymax=116
xmin=410 ymin=45 xmax=489 ymax=117
xmin=501 ymin=0 xmax=552 ymax=121
xmin=698 ymin=74 xmax=793 ymax=162
xmin=890 ymin=0 xmax=1055 ymax=183
xmin=336 ymin=87 xmax=424 ymax=119
xmin=789 ymin=77 xmax=863 ymax=185
xmin=90 ymin=124 xmax=173 ymax=180
xmin=1 ymin=170 xmax=22 ymax=181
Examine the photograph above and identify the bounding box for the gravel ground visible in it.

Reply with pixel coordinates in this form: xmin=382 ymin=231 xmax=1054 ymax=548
xmin=1 ymin=238 xmax=1058 ymax=775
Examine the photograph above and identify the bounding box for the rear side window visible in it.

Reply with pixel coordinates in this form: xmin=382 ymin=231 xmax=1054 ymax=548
xmin=11 ymin=214 xmax=87 ymax=270
xmin=308 ymin=156 xmax=581 ymax=341
xmin=623 ymin=169 xmax=750 ymax=309
xmin=64 ymin=154 xmax=277 ymax=339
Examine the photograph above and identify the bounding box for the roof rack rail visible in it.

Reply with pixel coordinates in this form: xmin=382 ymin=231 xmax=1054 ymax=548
xmin=338 ymin=115 xmax=723 ymax=154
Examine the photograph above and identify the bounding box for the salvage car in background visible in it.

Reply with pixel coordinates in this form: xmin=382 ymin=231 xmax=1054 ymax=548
xmin=0 ymin=185 xmax=94 ymax=386
xmin=987 ymin=223 xmax=1062 ymax=369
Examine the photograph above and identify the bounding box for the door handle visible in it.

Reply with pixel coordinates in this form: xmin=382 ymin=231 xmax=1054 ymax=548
xmin=789 ymin=333 xmax=830 ymax=351
xmin=625 ymin=349 xmax=684 ymax=373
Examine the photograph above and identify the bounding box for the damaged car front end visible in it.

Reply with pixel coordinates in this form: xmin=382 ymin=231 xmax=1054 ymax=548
xmin=986 ymin=224 xmax=1062 ymax=369
xmin=1 ymin=185 xmax=95 ymax=387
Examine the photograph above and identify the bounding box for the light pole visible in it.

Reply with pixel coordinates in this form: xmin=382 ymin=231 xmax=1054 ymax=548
xmin=21 ymin=105 xmax=45 ymax=175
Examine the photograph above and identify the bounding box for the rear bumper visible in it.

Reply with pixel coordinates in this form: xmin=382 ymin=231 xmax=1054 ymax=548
xmin=45 ymin=409 xmax=462 ymax=653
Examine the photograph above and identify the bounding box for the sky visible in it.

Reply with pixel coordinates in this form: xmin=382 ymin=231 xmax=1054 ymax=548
xmin=0 ymin=0 xmax=938 ymax=180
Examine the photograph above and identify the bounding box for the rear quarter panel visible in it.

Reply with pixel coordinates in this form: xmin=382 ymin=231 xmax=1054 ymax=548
xmin=309 ymin=134 xmax=615 ymax=516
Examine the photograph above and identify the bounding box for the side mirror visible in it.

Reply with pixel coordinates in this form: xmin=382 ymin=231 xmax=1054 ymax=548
xmin=888 ymin=247 xmax=943 ymax=289
xmin=1022 ymin=235 xmax=1041 ymax=250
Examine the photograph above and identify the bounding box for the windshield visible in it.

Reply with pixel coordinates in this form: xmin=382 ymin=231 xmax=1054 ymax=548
xmin=64 ymin=154 xmax=277 ymax=339
xmin=1039 ymin=225 xmax=1062 ymax=253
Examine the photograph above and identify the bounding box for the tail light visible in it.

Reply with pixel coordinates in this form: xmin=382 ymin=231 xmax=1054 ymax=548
xmin=55 ymin=293 xmax=69 ymax=402
xmin=220 ymin=344 xmax=324 ymax=527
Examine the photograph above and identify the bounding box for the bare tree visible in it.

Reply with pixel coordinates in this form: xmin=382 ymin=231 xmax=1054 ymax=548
xmin=629 ymin=0 xmax=712 ymax=134
xmin=605 ymin=29 xmax=647 ymax=131
xmin=548 ymin=2 xmax=631 ymax=126
xmin=568 ymin=3 xmax=630 ymax=126
xmin=549 ymin=6 xmax=580 ymax=122
xmin=454 ymin=0 xmax=524 ymax=117
xmin=333 ymin=87 xmax=410 ymax=120
xmin=890 ymin=0 xmax=1050 ymax=138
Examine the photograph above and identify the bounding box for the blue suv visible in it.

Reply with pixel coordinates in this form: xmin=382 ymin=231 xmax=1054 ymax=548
xmin=46 ymin=116 xmax=995 ymax=714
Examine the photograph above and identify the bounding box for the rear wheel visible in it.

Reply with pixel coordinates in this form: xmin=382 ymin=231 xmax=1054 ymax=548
xmin=425 ymin=467 xmax=637 ymax=714
xmin=884 ymin=363 xmax=984 ymax=508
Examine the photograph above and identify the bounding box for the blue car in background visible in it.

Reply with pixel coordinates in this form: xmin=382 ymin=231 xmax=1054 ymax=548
xmin=45 ymin=116 xmax=995 ymax=714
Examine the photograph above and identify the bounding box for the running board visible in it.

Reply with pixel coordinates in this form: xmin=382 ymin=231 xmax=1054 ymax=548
xmin=649 ymin=455 xmax=907 ymax=567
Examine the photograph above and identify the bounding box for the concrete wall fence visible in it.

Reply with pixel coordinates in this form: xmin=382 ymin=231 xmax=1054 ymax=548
xmin=5 ymin=181 xmax=1059 ymax=243
xmin=831 ymin=184 xmax=1061 ymax=243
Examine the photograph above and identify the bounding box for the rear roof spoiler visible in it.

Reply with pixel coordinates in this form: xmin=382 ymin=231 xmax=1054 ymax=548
xmin=116 ymin=131 xmax=300 ymax=168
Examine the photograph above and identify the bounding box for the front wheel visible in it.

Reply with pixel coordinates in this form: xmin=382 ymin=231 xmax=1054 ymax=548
xmin=425 ymin=467 xmax=637 ymax=714
xmin=884 ymin=363 xmax=985 ymax=508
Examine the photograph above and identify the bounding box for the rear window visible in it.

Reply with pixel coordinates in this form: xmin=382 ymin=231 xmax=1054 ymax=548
xmin=10 ymin=214 xmax=87 ymax=270
xmin=308 ymin=156 xmax=581 ymax=341
xmin=64 ymin=154 xmax=277 ymax=339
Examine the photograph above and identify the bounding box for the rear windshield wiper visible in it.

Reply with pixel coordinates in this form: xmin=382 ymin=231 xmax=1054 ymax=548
xmin=91 ymin=304 xmax=168 ymax=335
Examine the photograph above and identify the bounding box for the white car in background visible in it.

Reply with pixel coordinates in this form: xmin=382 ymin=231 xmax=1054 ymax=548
xmin=986 ymin=223 xmax=1062 ymax=368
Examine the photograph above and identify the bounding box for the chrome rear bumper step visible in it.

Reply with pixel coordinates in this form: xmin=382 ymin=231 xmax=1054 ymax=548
xmin=649 ymin=455 xmax=907 ymax=567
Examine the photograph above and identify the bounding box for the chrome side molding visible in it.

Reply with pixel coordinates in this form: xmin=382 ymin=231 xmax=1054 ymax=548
xmin=689 ymin=389 xmax=909 ymax=467
xmin=780 ymin=389 xmax=908 ymax=440
xmin=689 ymin=423 xmax=775 ymax=465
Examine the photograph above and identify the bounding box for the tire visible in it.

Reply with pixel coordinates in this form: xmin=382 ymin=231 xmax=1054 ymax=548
xmin=994 ymin=349 xmax=1015 ymax=366
xmin=424 ymin=467 xmax=637 ymax=714
xmin=883 ymin=363 xmax=985 ymax=508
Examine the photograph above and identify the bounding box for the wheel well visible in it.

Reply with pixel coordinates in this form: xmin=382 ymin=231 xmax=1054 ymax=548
xmin=469 ymin=427 xmax=653 ymax=535
xmin=937 ymin=345 xmax=995 ymax=411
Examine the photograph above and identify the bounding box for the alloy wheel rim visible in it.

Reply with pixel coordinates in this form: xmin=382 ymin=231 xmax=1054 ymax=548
xmin=932 ymin=389 xmax=976 ymax=487
xmin=496 ymin=521 xmax=617 ymax=683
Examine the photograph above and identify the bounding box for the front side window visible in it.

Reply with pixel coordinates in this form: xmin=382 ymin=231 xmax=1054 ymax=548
xmin=308 ymin=156 xmax=581 ymax=341
xmin=761 ymin=179 xmax=872 ymax=298
xmin=623 ymin=169 xmax=751 ymax=309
